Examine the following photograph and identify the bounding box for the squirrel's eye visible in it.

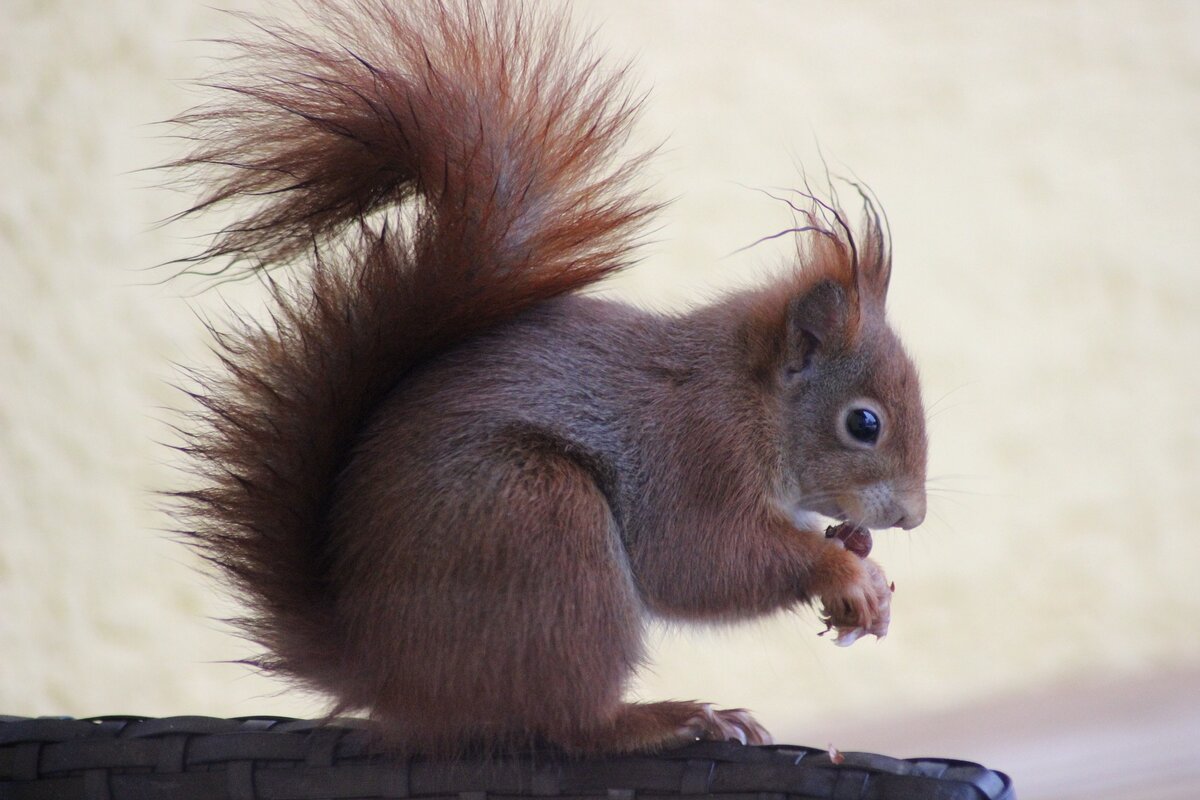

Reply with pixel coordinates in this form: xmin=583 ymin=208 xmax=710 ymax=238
xmin=845 ymin=408 xmax=881 ymax=445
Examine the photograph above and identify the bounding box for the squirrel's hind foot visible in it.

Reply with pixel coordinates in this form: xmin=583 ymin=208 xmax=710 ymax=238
xmin=560 ymin=700 xmax=772 ymax=753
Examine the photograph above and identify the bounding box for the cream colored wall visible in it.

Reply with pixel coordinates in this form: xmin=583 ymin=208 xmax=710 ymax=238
xmin=2 ymin=0 xmax=1198 ymax=774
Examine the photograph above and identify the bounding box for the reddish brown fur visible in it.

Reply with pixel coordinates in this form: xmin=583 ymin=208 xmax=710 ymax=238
xmin=172 ymin=0 xmax=927 ymax=755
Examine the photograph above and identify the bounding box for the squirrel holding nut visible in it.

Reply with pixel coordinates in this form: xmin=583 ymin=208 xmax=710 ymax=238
xmin=171 ymin=0 xmax=927 ymax=755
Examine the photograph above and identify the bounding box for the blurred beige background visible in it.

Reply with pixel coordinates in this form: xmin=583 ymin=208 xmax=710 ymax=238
xmin=2 ymin=1 xmax=1198 ymax=797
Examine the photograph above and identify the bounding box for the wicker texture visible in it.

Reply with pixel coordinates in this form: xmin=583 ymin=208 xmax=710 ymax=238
xmin=0 ymin=716 xmax=1013 ymax=800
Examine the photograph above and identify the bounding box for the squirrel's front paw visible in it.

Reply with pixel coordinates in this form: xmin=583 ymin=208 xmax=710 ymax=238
xmin=815 ymin=545 xmax=893 ymax=646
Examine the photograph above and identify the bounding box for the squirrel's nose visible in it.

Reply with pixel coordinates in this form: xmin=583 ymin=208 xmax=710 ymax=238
xmin=895 ymin=493 xmax=926 ymax=530
xmin=889 ymin=490 xmax=926 ymax=530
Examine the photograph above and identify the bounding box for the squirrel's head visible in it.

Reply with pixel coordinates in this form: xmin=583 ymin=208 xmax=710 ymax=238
xmin=761 ymin=191 xmax=927 ymax=530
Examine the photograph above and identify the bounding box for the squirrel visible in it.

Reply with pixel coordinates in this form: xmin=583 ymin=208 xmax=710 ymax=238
xmin=169 ymin=0 xmax=927 ymax=755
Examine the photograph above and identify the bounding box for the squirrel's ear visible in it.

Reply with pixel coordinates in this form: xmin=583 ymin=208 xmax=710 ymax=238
xmin=784 ymin=280 xmax=852 ymax=379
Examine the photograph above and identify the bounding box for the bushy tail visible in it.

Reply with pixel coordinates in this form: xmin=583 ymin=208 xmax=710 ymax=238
xmin=169 ymin=0 xmax=656 ymax=687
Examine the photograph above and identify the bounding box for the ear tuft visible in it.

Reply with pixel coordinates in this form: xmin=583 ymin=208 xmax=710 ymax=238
xmin=846 ymin=181 xmax=892 ymax=310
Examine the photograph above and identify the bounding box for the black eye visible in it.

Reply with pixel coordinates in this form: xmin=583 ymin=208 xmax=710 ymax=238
xmin=845 ymin=408 xmax=881 ymax=445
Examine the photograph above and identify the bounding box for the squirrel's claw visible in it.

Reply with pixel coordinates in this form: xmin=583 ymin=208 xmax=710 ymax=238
xmin=817 ymin=555 xmax=893 ymax=645
xmin=677 ymin=704 xmax=773 ymax=746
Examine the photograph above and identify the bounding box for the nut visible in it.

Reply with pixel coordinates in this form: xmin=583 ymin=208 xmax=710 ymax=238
xmin=825 ymin=522 xmax=872 ymax=558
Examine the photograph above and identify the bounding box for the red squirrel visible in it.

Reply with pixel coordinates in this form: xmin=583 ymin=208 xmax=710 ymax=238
xmin=171 ymin=0 xmax=927 ymax=755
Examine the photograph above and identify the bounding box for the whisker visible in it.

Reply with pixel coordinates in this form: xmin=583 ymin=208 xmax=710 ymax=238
xmin=926 ymin=486 xmax=994 ymax=499
xmin=926 ymin=472 xmax=988 ymax=482
xmin=927 ymin=505 xmax=957 ymax=537
xmin=926 ymin=493 xmax=972 ymax=513
xmin=924 ymin=383 xmax=974 ymax=417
